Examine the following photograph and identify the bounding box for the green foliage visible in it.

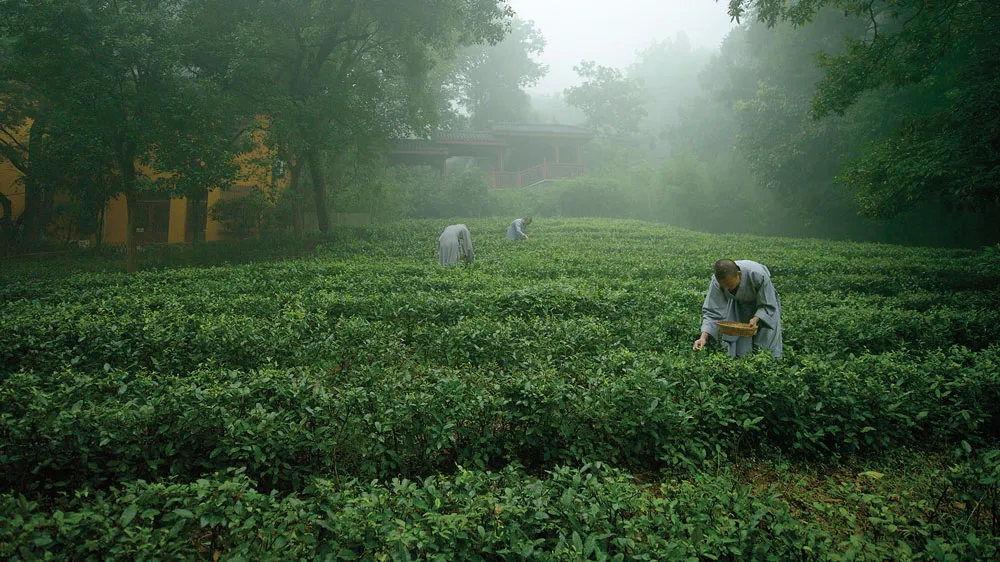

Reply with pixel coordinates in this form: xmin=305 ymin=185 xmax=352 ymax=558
xmin=485 ymin=140 xmax=665 ymax=222
xmin=2 ymin=218 xmax=999 ymax=556
xmin=718 ymin=11 xmax=884 ymax=236
xmin=206 ymin=0 xmax=512 ymax=232
xmin=948 ymin=448 xmax=1000 ymax=536
xmin=334 ymin=166 xmax=413 ymax=223
xmin=725 ymin=0 xmax=1000 ymax=220
xmin=0 ymin=465 xmax=851 ymax=561
xmin=530 ymin=91 xmax=586 ymax=125
xmin=628 ymin=32 xmax=713 ymax=158
xmin=407 ymin=167 xmax=492 ymax=220
xmin=208 ymin=189 xmax=287 ymax=239
xmin=564 ymin=62 xmax=647 ymax=137
xmin=0 ymin=0 xmax=515 ymax=247
xmin=836 ymin=43 xmax=1000 ymax=218
xmin=447 ymin=17 xmax=548 ymax=128
xmin=492 ymin=176 xmax=655 ymax=222
xmin=341 ymin=165 xmax=493 ymax=221
xmin=0 ymin=0 xmax=247 ymax=270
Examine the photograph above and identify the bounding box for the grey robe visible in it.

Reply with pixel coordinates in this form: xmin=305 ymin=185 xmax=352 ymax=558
xmin=505 ymin=218 xmax=528 ymax=241
xmin=438 ymin=224 xmax=474 ymax=266
xmin=700 ymin=260 xmax=783 ymax=358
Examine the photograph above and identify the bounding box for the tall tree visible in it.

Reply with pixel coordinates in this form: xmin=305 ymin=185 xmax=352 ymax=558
xmin=564 ymin=61 xmax=647 ymax=137
xmin=1 ymin=0 xmax=240 ymax=270
xmin=723 ymin=0 xmax=1000 ymax=220
xmin=0 ymin=81 xmax=57 ymax=245
xmin=448 ymin=17 xmax=547 ymax=129
xmin=530 ymin=92 xmax=585 ymax=125
xmin=722 ymin=10 xmax=880 ymax=233
xmin=664 ymin=27 xmax=780 ymax=234
xmin=210 ymin=0 xmax=512 ymax=233
xmin=629 ymin=32 xmax=713 ymax=156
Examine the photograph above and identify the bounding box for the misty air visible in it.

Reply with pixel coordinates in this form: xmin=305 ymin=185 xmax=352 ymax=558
xmin=2 ymin=0 xmax=999 ymax=558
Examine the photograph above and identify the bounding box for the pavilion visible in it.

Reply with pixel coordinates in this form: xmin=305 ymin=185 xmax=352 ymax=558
xmin=385 ymin=122 xmax=594 ymax=188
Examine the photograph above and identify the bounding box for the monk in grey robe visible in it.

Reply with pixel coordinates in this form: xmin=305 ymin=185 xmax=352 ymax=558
xmin=438 ymin=224 xmax=474 ymax=266
xmin=693 ymin=259 xmax=783 ymax=358
xmin=505 ymin=216 xmax=532 ymax=241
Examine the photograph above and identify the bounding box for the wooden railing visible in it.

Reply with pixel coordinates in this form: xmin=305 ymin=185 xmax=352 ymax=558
xmin=546 ymin=163 xmax=587 ymax=179
xmin=518 ymin=163 xmax=545 ymax=187
xmin=489 ymin=161 xmax=588 ymax=189
xmin=492 ymin=171 xmax=519 ymax=188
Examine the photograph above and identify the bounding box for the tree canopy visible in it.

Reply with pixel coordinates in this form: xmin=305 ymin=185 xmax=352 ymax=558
xmin=564 ymin=61 xmax=647 ymax=137
xmin=448 ymin=17 xmax=548 ymax=129
xmin=724 ymin=0 xmax=1000 ymax=218
xmin=0 ymin=0 xmax=514 ymax=261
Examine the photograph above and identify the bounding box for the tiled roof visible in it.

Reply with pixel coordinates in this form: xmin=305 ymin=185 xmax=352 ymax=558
xmin=490 ymin=122 xmax=594 ymax=137
xmin=390 ymin=139 xmax=448 ymax=154
xmin=387 ymin=123 xmax=595 ymax=154
xmin=431 ymin=130 xmax=506 ymax=145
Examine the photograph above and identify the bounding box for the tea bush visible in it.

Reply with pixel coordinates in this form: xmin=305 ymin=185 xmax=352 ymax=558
xmin=2 ymin=218 xmax=998 ymax=558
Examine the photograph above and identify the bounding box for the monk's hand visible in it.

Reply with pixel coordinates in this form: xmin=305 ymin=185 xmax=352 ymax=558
xmin=693 ymin=336 xmax=707 ymax=352
xmin=748 ymin=316 xmax=760 ymax=328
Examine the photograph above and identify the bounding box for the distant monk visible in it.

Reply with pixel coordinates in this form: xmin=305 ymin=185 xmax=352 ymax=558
xmin=693 ymin=259 xmax=783 ymax=358
xmin=438 ymin=224 xmax=474 ymax=266
xmin=505 ymin=216 xmax=532 ymax=241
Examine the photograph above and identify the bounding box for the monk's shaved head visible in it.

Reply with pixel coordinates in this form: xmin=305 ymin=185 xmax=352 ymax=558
xmin=714 ymin=259 xmax=740 ymax=281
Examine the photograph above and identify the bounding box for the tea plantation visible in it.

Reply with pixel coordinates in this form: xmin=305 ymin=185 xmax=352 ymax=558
xmin=2 ymin=218 xmax=999 ymax=560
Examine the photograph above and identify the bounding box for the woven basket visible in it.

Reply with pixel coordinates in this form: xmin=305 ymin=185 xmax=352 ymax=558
xmin=717 ymin=321 xmax=758 ymax=338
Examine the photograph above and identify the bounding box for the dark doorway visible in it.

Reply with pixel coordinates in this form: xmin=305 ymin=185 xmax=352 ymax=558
xmin=134 ymin=199 xmax=170 ymax=244
xmin=185 ymin=196 xmax=207 ymax=243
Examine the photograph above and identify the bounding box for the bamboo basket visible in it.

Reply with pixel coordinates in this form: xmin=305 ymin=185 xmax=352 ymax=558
xmin=717 ymin=321 xmax=758 ymax=338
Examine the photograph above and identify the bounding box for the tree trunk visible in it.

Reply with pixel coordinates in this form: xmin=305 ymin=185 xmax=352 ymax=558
xmin=306 ymin=147 xmax=330 ymax=233
xmin=0 ymin=192 xmax=14 ymax=251
xmin=95 ymin=203 xmax=105 ymax=248
xmin=120 ymin=141 xmax=138 ymax=273
xmin=288 ymin=159 xmax=304 ymax=235
xmin=185 ymin=186 xmax=208 ymax=245
xmin=125 ymin=191 xmax=138 ymax=272
xmin=21 ymin=115 xmax=49 ymax=244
